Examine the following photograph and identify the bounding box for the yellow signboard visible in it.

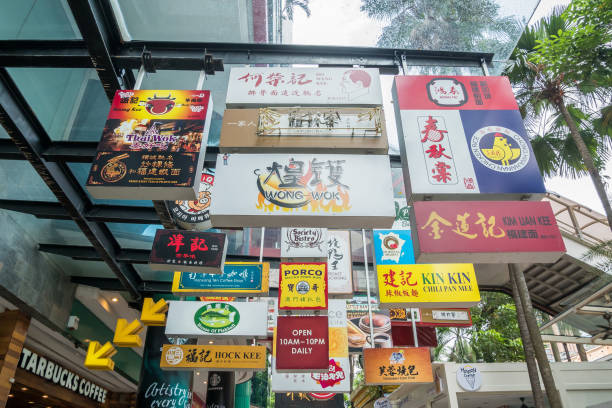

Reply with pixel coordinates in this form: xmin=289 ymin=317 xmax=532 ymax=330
xmin=160 ymin=345 xmax=267 ymax=371
xmin=278 ymin=262 xmax=328 ymax=311
xmin=377 ymin=264 xmax=480 ymax=308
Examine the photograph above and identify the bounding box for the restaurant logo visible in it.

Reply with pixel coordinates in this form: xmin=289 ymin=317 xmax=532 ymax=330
xmin=389 ymin=350 xmax=405 ymax=364
xmin=470 ymin=126 xmax=529 ymax=173
xmin=285 ymin=228 xmax=325 ymax=251
xmin=427 ymin=78 xmax=468 ymax=107
xmin=254 ymin=157 xmax=351 ymax=213
xmin=194 ymin=303 xmax=240 ymax=334
xmin=145 ymin=94 xmax=176 ymax=115
xmin=169 ymin=171 xmax=214 ymax=225
xmin=457 ymin=364 xmax=482 ymax=391
xmin=312 ymin=359 xmax=345 ymax=388
xmin=100 ymin=154 xmax=128 ymax=183
xmin=340 ymin=69 xmax=373 ymax=101
xmin=165 ymin=346 xmax=184 ymax=365
xmin=378 ymin=231 xmax=405 ymax=263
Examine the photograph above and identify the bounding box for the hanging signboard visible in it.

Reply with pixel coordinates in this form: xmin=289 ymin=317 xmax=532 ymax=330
xmin=271 ymin=299 xmax=350 ymax=392
xmin=220 ymin=107 xmax=388 ymax=154
xmin=377 ymin=263 xmax=480 ymax=308
xmin=160 ymin=344 xmax=267 ymax=371
xmin=346 ymin=297 xmax=392 ymax=353
xmin=210 ymin=153 xmax=395 ymax=228
xmin=391 ymin=325 xmax=438 ymax=347
xmin=372 ymin=229 xmax=415 ymax=266
xmin=390 ymin=308 xmax=472 ymax=327
xmin=411 ymin=200 xmax=566 ymax=263
xmin=392 ymin=198 xmax=411 ymax=230
xmin=226 ymin=67 xmax=382 ymax=107
xmin=86 ymin=90 xmax=212 ymax=200
xmin=275 ymin=393 xmax=344 ymax=408
xmin=364 ymin=347 xmax=433 ymax=385
xmin=393 ymin=75 xmax=546 ymax=201
xmin=278 ymin=262 xmax=328 ymax=313
xmin=167 ymin=169 xmax=215 ymax=230
xmin=281 ymin=228 xmax=329 ymax=262
xmin=275 ymin=315 xmax=330 ymax=372
xmin=149 ymin=229 xmax=227 ymax=273
xmin=171 ymin=262 xmax=270 ymax=296
xmin=327 ymin=230 xmax=353 ymax=298
xmin=165 ymin=301 xmax=268 ymax=338
xmin=206 ymin=372 xmax=235 ymax=408
xmin=456 ymin=364 xmax=483 ymax=391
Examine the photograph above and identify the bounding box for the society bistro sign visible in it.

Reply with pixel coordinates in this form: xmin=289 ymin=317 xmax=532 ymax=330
xmin=18 ymin=347 xmax=108 ymax=403
xmin=86 ymin=90 xmax=213 ymax=200
xmin=393 ymin=75 xmax=546 ymax=201
xmin=210 ymin=153 xmax=395 ymax=228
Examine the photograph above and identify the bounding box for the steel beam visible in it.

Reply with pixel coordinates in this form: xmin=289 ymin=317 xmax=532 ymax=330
xmin=0 ymin=68 xmax=142 ymax=299
xmin=0 ymin=139 xmax=22 ymax=159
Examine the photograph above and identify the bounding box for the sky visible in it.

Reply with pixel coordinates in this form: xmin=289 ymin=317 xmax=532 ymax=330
xmin=289 ymin=0 xmax=610 ymax=215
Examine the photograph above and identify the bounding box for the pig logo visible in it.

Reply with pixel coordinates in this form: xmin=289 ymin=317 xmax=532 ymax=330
xmin=145 ymin=94 xmax=176 ymax=115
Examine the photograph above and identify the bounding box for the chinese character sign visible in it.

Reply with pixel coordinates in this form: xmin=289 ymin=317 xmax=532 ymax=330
xmin=87 ymin=90 xmax=212 ymax=200
xmin=326 ymin=230 xmax=353 ymax=297
xmin=377 ymin=263 xmax=480 ymax=308
xmin=278 ymin=263 xmax=328 ymax=311
xmin=149 ymin=230 xmax=227 ymax=274
xmin=411 ymin=201 xmax=566 ymax=263
xmin=171 ymin=262 xmax=269 ymax=296
xmin=393 ymin=76 xmax=546 ymax=201
xmin=226 ymin=67 xmax=382 ymax=107
xmin=364 ymin=347 xmax=433 ymax=385
xmin=210 ymin=154 xmax=395 ymax=228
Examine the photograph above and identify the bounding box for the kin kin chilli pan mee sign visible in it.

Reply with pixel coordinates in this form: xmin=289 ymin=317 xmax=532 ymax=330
xmin=225 ymin=67 xmax=382 ymax=107
xmin=210 ymin=154 xmax=395 ymax=228
xmin=87 ymin=90 xmax=213 ymax=200
xmin=393 ymin=76 xmax=546 ymax=201
xmin=411 ymin=201 xmax=566 ymax=263
xmin=219 ymin=107 xmax=388 ymax=154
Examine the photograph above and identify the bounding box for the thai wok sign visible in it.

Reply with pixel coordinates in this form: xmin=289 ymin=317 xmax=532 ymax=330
xmin=160 ymin=344 xmax=266 ymax=371
xmin=210 ymin=153 xmax=395 ymax=228
xmin=393 ymin=75 xmax=545 ymax=201
xmin=411 ymin=200 xmax=566 ymax=263
xmin=226 ymin=67 xmax=382 ymax=107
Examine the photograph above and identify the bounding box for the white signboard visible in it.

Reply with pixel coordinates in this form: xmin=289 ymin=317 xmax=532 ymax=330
xmin=327 ymin=230 xmax=353 ymax=297
xmin=432 ymin=310 xmax=469 ymax=321
xmin=226 ymin=67 xmax=382 ymax=107
xmin=456 ymin=364 xmax=482 ymax=391
xmin=281 ymin=227 xmax=328 ymax=261
xmin=210 ymin=154 xmax=395 ymax=228
xmin=271 ymin=300 xmax=350 ymax=393
xmin=165 ymin=301 xmax=268 ymax=338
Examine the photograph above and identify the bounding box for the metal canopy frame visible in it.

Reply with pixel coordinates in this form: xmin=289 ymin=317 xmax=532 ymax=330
xmin=0 ymin=0 xmax=494 ymax=299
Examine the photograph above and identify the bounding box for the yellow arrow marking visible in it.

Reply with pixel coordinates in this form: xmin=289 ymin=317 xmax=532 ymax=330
xmin=84 ymin=341 xmax=117 ymax=371
xmin=113 ymin=318 xmax=144 ymax=347
xmin=140 ymin=297 xmax=169 ymax=326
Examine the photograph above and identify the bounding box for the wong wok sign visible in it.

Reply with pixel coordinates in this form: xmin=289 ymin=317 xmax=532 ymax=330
xmin=210 ymin=153 xmax=395 ymax=228
xmin=393 ymin=75 xmax=545 ymax=201
xmin=411 ymin=200 xmax=566 ymax=263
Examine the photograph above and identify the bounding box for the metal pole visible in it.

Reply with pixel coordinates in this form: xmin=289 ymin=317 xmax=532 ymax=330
xmin=510 ymin=264 xmax=564 ymax=408
xmin=362 ymin=229 xmax=375 ymax=345
xmin=411 ymin=308 xmax=419 ymax=347
xmin=196 ymin=69 xmax=207 ymax=90
xmin=510 ymin=267 xmax=546 ymax=408
xmin=259 ymin=227 xmax=265 ymax=263
xmin=480 ymin=58 xmax=490 ymax=76
xmin=134 ymin=63 xmax=146 ymax=89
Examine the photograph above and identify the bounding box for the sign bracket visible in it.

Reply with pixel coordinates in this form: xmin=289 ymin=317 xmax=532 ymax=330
xmin=361 ymin=229 xmax=375 ymax=345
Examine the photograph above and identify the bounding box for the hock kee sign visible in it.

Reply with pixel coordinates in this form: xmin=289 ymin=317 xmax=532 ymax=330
xmin=149 ymin=229 xmax=227 ymax=273
xmin=226 ymin=67 xmax=382 ymax=107
xmin=219 ymin=107 xmax=388 ymax=154
xmin=393 ymin=76 xmax=546 ymax=201
xmin=160 ymin=344 xmax=266 ymax=371
xmin=171 ymin=262 xmax=269 ymax=296
xmin=278 ymin=262 xmax=328 ymax=313
xmin=165 ymin=301 xmax=268 ymax=338
xmin=281 ymin=228 xmax=328 ymax=262
xmin=411 ymin=200 xmax=566 ymax=263
xmin=275 ymin=316 xmax=329 ymax=372
xmin=87 ymin=90 xmax=213 ymax=200
xmin=377 ymin=263 xmax=480 ymax=308
xmin=167 ymin=169 xmax=214 ymax=230
xmin=210 ymin=153 xmax=395 ymax=228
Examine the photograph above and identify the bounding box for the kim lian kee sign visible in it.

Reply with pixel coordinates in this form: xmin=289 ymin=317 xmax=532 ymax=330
xmin=210 ymin=154 xmax=395 ymax=228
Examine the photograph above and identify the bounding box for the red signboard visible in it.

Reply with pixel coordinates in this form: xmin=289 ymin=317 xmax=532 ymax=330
xmin=275 ymin=316 xmax=329 ymax=372
xmin=394 ymin=75 xmax=518 ymax=111
xmin=391 ymin=325 xmax=438 ymax=348
xmin=411 ymin=201 xmax=566 ymax=263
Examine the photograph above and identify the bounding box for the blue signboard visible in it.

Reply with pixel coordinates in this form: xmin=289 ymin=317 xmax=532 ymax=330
xmin=172 ymin=262 xmax=269 ymax=295
xmin=372 ymin=229 xmax=415 ymax=266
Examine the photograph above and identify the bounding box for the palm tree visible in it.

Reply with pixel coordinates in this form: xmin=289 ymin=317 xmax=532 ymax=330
xmin=504 ymin=9 xmax=612 ymax=230
xmin=282 ymin=0 xmax=311 ymax=21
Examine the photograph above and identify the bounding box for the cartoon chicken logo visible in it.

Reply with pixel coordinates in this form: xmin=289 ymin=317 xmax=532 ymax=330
xmin=480 ymin=133 xmax=521 ymax=166
xmin=470 ymin=126 xmax=530 ymax=173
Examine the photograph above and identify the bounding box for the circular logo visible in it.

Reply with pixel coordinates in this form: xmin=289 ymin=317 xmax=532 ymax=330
xmin=168 ymin=170 xmax=214 ymax=228
xmin=165 ymin=346 xmax=184 ymax=365
xmin=209 ymin=373 xmax=222 ymax=387
xmin=296 ymin=281 xmax=310 ymax=295
xmin=194 ymin=303 xmax=241 ymax=334
xmin=470 ymin=126 xmax=529 ymax=173
xmin=456 ymin=364 xmax=482 ymax=391
xmin=100 ymin=159 xmax=127 ymax=183
xmin=383 ymin=235 xmax=399 ymax=250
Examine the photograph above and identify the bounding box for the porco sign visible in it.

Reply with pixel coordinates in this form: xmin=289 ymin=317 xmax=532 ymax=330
xmin=19 ymin=347 xmax=108 ymax=403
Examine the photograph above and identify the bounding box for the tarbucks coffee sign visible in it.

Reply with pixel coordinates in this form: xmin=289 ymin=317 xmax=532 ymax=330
xmin=194 ymin=303 xmax=240 ymax=334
